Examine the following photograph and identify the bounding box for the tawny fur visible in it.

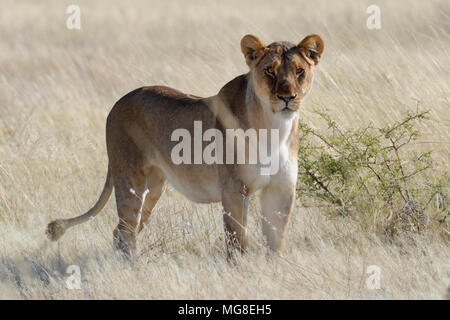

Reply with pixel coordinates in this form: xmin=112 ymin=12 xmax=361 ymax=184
xmin=46 ymin=34 xmax=324 ymax=258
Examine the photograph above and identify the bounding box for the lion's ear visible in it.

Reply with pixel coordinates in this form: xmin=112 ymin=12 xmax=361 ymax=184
xmin=298 ymin=34 xmax=324 ymax=65
xmin=240 ymin=35 xmax=266 ymax=67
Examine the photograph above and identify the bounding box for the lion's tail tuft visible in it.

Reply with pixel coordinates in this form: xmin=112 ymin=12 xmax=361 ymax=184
xmin=46 ymin=219 xmax=68 ymax=241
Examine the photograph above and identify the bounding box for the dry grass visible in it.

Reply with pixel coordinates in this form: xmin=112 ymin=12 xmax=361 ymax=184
xmin=0 ymin=0 xmax=448 ymax=299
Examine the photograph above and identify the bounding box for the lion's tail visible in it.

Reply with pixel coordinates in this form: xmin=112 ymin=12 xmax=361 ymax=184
xmin=46 ymin=167 xmax=114 ymax=241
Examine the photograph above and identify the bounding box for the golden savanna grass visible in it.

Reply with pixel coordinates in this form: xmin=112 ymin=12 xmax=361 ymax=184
xmin=0 ymin=0 xmax=448 ymax=299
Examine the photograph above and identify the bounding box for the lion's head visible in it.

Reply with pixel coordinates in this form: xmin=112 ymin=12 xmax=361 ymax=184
xmin=241 ymin=34 xmax=324 ymax=114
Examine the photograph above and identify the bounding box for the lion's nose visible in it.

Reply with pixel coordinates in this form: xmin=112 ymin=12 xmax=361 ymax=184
xmin=277 ymin=94 xmax=297 ymax=104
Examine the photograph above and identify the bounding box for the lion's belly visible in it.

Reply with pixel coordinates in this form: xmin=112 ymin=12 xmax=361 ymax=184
xmin=159 ymin=163 xmax=222 ymax=203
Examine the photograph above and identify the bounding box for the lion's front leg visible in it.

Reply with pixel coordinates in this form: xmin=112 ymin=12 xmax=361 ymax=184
xmin=221 ymin=179 xmax=249 ymax=259
xmin=260 ymin=183 xmax=295 ymax=253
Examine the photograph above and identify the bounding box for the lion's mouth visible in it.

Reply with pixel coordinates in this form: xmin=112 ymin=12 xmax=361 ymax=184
xmin=280 ymin=105 xmax=297 ymax=112
xmin=271 ymin=101 xmax=298 ymax=113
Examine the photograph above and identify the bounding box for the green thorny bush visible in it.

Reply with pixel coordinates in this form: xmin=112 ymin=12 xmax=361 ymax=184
xmin=297 ymin=107 xmax=449 ymax=239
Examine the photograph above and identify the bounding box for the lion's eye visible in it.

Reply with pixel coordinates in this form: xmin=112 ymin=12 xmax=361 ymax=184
xmin=265 ymin=67 xmax=275 ymax=77
xmin=296 ymin=69 xmax=304 ymax=77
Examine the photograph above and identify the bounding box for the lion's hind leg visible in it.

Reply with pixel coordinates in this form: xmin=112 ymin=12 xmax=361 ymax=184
xmin=138 ymin=167 xmax=166 ymax=233
xmin=112 ymin=171 xmax=149 ymax=258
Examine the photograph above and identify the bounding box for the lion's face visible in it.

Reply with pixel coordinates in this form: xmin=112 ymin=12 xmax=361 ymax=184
xmin=241 ymin=34 xmax=324 ymax=114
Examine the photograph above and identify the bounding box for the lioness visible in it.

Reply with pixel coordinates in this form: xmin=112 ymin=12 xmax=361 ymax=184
xmin=46 ymin=34 xmax=324 ymax=258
